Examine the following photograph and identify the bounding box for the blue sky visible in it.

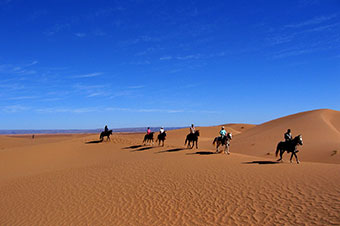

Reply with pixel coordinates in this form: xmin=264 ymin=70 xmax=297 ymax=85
xmin=0 ymin=0 xmax=339 ymax=129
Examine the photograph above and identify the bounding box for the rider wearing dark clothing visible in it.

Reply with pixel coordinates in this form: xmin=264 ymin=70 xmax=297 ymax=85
xmin=104 ymin=125 xmax=108 ymax=133
xmin=284 ymin=129 xmax=292 ymax=142
xmin=284 ymin=129 xmax=297 ymax=153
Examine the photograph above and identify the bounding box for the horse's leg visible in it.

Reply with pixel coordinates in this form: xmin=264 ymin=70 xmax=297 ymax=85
xmin=277 ymin=149 xmax=283 ymax=161
xmin=225 ymin=143 xmax=230 ymax=155
xmin=290 ymin=152 xmax=294 ymax=163
xmin=196 ymin=140 xmax=198 ymax=149
xmin=294 ymin=151 xmax=300 ymax=164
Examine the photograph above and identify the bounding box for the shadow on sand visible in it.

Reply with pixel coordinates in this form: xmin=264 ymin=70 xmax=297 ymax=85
xmin=187 ymin=151 xmax=216 ymax=155
xmin=156 ymin=148 xmax=186 ymax=154
xmin=130 ymin=146 xmax=155 ymax=152
xmin=85 ymin=140 xmax=103 ymax=144
xmin=243 ymin=161 xmax=280 ymax=165
xmin=123 ymin=145 xmax=143 ymax=149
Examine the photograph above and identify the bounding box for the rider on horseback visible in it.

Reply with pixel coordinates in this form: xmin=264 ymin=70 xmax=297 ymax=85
xmin=284 ymin=129 xmax=292 ymax=142
xmin=190 ymin=124 xmax=195 ymax=134
xmin=220 ymin=126 xmax=227 ymax=144
xmin=104 ymin=125 xmax=108 ymax=133
xmin=284 ymin=129 xmax=298 ymax=153
xmin=147 ymin=127 xmax=151 ymax=135
xmin=160 ymin=127 xmax=165 ymax=134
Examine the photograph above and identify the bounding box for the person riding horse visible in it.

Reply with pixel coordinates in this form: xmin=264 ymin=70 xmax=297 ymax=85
xmin=160 ymin=127 xmax=165 ymax=134
xmin=100 ymin=125 xmax=112 ymax=141
xmin=284 ymin=129 xmax=292 ymax=142
xmin=219 ymin=126 xmax=227 ymax=145
xmin=156 ymin=127 xmax=166 ymax=146
xmin=276 ymin=130 xmax=303 ymax=163
xmin=143 ymin=127 xmax=154 ymax=145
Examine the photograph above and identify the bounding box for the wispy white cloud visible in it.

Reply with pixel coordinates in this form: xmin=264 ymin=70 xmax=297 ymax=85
xmin=272 ymin=48 xmax=315 ymax=59
xmin=26 ymin=61 xmax=38 ymax=67
xmin=31 ymin=106 xmax=220 ymax=114
xmin=285 ymin=14 xmax=337 ymax=28
xmin=160 ymin=52 xmax=226 ymax=61
xmin=0 ymin=61 xmax=38 ymax=76
xmin=72 ymin=72 xmax=103 ymax=78
xmin=36 ymin=107 xmax=98 ymax=114
xmin=0 ymin=83 xmax=26 ymax=90
xmin=1 ymin=105 xmax=30 ymax=113
xmin=7 ymin=96 xmax=37 ymax=100
xmin=160 ymin=54 xmax=202 ymax=61
xmin=73 ymin=84 xmax=107 ymax=90
xmin=87 ymin=92 xmax=107 ymax=97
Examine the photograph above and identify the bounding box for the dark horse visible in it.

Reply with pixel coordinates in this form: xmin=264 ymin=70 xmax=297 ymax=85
xmin=143 ymin=132 xmax=154 ymax=145
xmin=156 ymin=132 xmax=167 ymax=146
xmin=213 ymin=132 xmax=232 ymax=154
xmin=100 ymin=130 xmax=112 ymax=141
xmin=276 ymin=135 xmax=303 ymax=163
xmin=185 ymin=130 xmax=200 ymax=149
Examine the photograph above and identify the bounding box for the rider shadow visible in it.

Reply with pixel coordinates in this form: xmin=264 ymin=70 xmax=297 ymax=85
xmin=187 ymin=151 xmax=216 ymax=155
xmin=156 ymin=148 xmax=185 ymax=154
xmin=123 ymin=145 xmax=143 ymax=149
xmin=85 ymin=140 xmax=103 ymax=144
xmin=243 ymin=161 xmax=280 ymax=165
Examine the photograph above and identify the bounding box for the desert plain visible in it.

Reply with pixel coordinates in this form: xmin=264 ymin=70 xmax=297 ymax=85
xmin=0 ymin=109 xmax=339 ymax=225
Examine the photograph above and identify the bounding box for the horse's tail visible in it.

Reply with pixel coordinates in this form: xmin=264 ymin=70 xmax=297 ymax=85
xmin=213 ymin=137 xmax=217 ymax=145
xmin=275 ymin=142 xmax=281 ymax=157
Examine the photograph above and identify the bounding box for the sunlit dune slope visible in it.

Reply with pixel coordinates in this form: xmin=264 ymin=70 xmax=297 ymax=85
xmin=230 ymin=109 xmax=340 ymax=164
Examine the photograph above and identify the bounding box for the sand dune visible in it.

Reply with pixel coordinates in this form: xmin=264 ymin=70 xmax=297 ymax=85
xmin=231 ymin=109 xmax=340 ymax=164
xmin=0 ymin=109 xmax=340 ymax=225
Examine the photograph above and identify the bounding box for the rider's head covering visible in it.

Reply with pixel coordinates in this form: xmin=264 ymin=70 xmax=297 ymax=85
xmin=161 ymin=127 xmax=163 ymax=129
xmin=191 ymin=124 xmax=194 ymax=127
xmin=222 ymin=126 xmax=225 ymax=129
xmin=287 ymin=129 xmax=291 ymax=132
xmin=147 ymin=127 xmax=150 ymax=129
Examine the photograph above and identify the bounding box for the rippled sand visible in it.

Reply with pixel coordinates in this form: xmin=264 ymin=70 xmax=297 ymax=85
xmin=1 ymin=109 xmax=340 ymax=225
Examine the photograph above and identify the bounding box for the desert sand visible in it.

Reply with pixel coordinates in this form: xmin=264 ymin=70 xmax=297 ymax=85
xmin=0 ymin=109 xmax=339 ymax=225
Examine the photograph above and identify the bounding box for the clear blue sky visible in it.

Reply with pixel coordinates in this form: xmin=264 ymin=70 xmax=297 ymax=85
xmin=0 ymin=0 xmax=339 ymax=129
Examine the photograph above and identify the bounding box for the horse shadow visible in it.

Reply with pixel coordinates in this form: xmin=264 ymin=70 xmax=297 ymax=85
xmin=131 ymin=146 xmax=155 ymax=152
xmin=186 ymin=151 xmax=216 ymax=155
xmin=243 ymin=161 xmax=280 ymax=165
xmin=123 ymin=145 xmax=143 ymax=149
xmin=85 ymin=140 xmax=103 ymax=144
xmin=156 ymin=148 xmax=185 ymax=154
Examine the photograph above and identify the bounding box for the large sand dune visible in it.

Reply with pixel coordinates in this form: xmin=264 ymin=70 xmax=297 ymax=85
xmin=0 ymin=109 xmax=339 ymax=225
xmin=231 ymin=109 xmax=340 ymax=164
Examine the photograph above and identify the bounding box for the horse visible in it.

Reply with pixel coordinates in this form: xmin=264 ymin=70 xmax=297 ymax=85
xmin=185 ymin=130 xmax=200 ymax=149
xmin=156 ymin=132 xmax=166 ymax=146
xmin=276 ymin=135 xmax=303 ymax=163
xmin=213 ymin=132 xmax=232 ymax=154
xmin=143 ymin=132 xmax=154 ymax=145
xmin=100 ymin=130 xmax=112 ymax=141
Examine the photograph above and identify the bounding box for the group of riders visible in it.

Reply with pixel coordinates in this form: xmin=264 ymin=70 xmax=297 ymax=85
xmin=101 ymin=125 xmax=302 ymax=163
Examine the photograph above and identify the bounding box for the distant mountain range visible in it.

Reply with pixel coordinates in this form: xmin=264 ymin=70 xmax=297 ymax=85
xmin=0 ymin=127 xmax=185 ymax=135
